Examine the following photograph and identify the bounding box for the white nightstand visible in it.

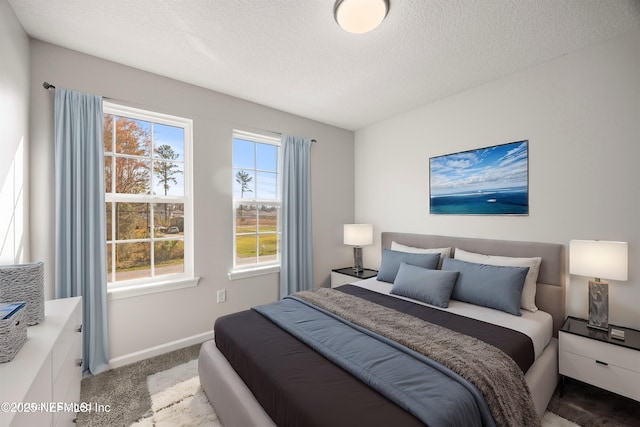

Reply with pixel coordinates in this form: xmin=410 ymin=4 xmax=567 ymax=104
xmin=331 ymin=267 xmax=378 ymax=288
xmin=559 ymin=316 xmax=640 ymax=402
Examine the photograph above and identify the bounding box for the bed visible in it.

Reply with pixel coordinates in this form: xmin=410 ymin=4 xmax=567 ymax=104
xmin=199 ymin=232 xmax=565 ymax=426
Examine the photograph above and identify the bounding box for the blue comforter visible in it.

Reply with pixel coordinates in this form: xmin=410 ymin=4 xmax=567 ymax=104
xmin=254 ymin=296 xmax=496 ymax=427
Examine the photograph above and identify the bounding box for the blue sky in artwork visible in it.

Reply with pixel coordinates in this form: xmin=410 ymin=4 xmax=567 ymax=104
xmin=430 ymin=141 xmax=528 ymax=196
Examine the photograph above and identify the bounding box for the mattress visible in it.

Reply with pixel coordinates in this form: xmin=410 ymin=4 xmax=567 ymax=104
xmin=214 ymin=284 xmax=546 ymax=426
xmin=353 ymin=277 xmax=553 ymax=359
xmin=214 ymin=305 xmax=425 ymax=427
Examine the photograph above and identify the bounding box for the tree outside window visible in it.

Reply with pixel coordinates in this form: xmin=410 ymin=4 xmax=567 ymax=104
xmin=104 ymin=104 xmax=192 ymax=287
xmin=232 ymin=132 xmax=280 ymax=268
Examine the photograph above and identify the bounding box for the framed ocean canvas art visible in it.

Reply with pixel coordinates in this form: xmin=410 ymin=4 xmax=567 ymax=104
xmin=429 ymin=140 xmax=529 ymax=215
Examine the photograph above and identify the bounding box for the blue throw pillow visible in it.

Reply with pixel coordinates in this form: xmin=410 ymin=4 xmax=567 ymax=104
xmin=377 ymin=249 xmax=440 ymax=283
xmin=441 ymin=257 xmax=529 ymax=316
xmin=391 ymin=262 xmax=459 ymax=308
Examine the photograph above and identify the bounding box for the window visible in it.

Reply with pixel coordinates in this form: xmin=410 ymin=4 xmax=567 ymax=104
xmin=232 ymin=131 xmax=281 ymax=271
xmin=104 ymin=102 xmax=194 ymax=290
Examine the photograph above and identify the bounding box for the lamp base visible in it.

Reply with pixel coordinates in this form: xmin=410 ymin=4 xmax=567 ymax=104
xmin=587 ymin=280 xmax=609 ymax=330
xmin=352 ymin=246 xmax=363 ymax=273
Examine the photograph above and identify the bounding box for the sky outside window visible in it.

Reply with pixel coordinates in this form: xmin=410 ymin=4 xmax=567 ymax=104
xmin=154 ymin=123 xmax=184 ymax=161
xmin=234 ymin=138 xmax=278 ymax=200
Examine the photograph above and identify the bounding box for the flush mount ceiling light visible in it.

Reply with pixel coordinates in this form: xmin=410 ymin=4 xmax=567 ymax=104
xmin=334 ymin=0 xmax=389 ymax=34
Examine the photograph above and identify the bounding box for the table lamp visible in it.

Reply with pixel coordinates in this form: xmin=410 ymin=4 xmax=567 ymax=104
xmin=343 ymin=224 xmax=373 ymax=273
xmin=569 ymin=240 xmax=628 ymax=330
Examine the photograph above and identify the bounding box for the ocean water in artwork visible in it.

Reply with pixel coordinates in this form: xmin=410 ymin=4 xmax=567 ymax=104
xmin=430 ymin=187 xmax=528 ymax=215
xmin=429 ymin=140 xmax=529 ymax=215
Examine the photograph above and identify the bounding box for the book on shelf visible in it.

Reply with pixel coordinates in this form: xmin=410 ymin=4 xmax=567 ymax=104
xmin=0 ymin=302 xmax=26 ymax=320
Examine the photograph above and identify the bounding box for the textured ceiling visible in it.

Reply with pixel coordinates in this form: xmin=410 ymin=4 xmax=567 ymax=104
xmin=9 ymin=0 xmax=640 ymax=130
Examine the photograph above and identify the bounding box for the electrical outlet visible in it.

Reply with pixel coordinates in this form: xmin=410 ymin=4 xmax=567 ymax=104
xmin=217 ymin=289 xmax=226 ymax=303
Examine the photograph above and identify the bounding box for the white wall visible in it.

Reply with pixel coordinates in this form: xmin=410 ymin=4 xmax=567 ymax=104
xmin=355 ymin=30 xmax=640 ymax=329
xmin=0 ymin=0 xmax=30 ymax=264
xmin=29 ymin=40 xmax=355 ymax=361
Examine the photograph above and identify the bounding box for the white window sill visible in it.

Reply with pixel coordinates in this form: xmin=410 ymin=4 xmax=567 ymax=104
xmin=108 ymin=277 xmax=200 ymax=300
xmin=228 ymin=265 xmax=280 ymax=281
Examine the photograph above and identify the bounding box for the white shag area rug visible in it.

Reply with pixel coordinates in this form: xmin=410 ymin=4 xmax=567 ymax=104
xmin=131 ymin=360 xmax=579 ymax=427
xmin=131 ymin=359 xmax=221 ymax=427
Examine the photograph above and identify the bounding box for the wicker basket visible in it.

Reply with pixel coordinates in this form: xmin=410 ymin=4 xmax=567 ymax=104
xmin=0 ymin=262 xmax=45 ymax=326
xmin=0 ymin=305 xmax=27 ymax=363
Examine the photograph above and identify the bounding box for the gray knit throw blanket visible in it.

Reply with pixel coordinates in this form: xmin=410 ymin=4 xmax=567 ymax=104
xmin=295 ymin=288 xmax=541 ymax=427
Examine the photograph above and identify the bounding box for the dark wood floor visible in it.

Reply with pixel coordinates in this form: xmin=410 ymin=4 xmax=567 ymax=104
xmin=548 ymin=378 xmax=640 ymax=427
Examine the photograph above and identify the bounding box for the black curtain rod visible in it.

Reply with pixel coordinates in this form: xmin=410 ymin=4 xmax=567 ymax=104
xmin=265 ymin=128 xmax=317 ymax=143
xmin=42 ymin=81 xmax=317 ymax=142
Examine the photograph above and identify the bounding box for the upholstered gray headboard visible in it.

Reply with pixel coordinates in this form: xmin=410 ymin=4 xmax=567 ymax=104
xmin=381 ymin=232 xmax=566 ymax=337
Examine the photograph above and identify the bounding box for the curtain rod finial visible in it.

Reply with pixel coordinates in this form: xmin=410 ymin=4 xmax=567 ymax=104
xmin=43 ymin=82 xmax=55 ymax=90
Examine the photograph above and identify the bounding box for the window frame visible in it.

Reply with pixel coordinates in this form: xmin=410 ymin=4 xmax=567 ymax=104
xmin=231 ymin=130 xmax=282 ymax=276
xmin=103 ymin=102 xmax=196 ymax=294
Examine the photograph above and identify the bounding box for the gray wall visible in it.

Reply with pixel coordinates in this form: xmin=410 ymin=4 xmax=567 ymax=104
xmin=355 ymin=30 xmax=640 ymax=329
xmin=0 ymin=0 xmax=30 ymax=264
xmin=29 ymin=40 xmax=355 ymax=361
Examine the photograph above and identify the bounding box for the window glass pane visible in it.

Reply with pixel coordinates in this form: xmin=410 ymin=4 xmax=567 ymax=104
xmin=115 ymin=116 xmax=151 ymax=156
xmin=153 ymin=161 xmax=184 ymax=196
xmin=104 ymin=114 xmax=114 ymax=153
xmin=107 ymin=243 xmax=113 ymax=282
xmin=236 ymin=235 xmax=257 ymax=265
xmin=154 ymin=240 xmax=184 ymax=276
xmin=236 ymin=204 xmax=256 ymax=234
xmin=104 ymin=104 xmax=192 ymax=287
xmin=154 ymin=203 xmax=184 ymax=237
xmin=258 ymin=234 xmax=278 ymax=263
xmin=115 ymin=157 xmax=150 ymax=194
xmin=116 ymin=203 xmax=150 ymax=240
xmin=233 ymin=169 xmax=255 ymax=199
xmin=114 ymin=242 xmax=151 ymax=281
xmin=233 ymin=138 xmax=254 ymax=169
xmin=105 ymin=156 xmax=113 ymax=193
xmin=232 ymin=132 xmax=281 ymax=269
xmin=256 ymin=143 xmax=277 ymax=172
xmin=153 ymin=124 xmax=184 ymax=161
xmin=106 ymin=202 xmax=112 ymax=241
xmin=256 ymin=171 xmax=277 ymax=200
xmin=258 ymin=204 xmax=279 ymax=233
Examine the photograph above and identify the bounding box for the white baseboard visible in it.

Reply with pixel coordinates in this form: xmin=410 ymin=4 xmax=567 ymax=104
xmin=108 ymin=331 xmax=214 ymax=370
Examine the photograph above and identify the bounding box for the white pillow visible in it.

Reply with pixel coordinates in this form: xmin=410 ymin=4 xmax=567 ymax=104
xmin=390 ymin=242 xmax=451 ymax=268
xmin=453 ymin=248 xmax=541 ymax=312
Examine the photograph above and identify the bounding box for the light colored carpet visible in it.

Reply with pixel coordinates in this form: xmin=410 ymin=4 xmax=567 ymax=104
xmin=130 ymin=359 xmax=579 ymax=427
xmin=542 ymin=411 xmax=581 ymax=427
xmin=131 ymin=359 xmax=221 ymax=427
xmin=78 ymin=343 xmax=202 ymax=426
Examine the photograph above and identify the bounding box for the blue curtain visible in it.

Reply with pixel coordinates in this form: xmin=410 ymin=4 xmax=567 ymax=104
xmin=54 ymin=88 xmax=110 ymax=375
xmin=279 ymin=134 xmax=314 ymax=298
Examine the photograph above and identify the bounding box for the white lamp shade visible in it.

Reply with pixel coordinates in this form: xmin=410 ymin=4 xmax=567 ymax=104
xmin=334 ymin=0 xmax=389 ymax=34
xmin=344 ymin=224 xmax=373 ymax=246
xmin=569 ymin=240 xmax=628 ymax=281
